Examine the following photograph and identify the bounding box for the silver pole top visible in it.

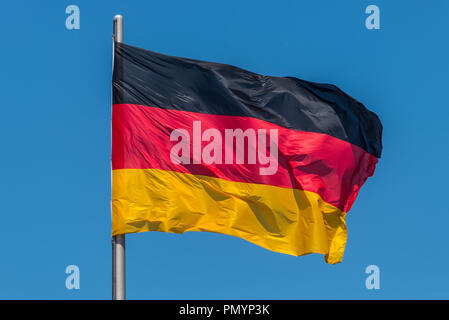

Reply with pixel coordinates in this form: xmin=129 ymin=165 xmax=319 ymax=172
xmin=113 ymin=15 xmax=123 ymax=43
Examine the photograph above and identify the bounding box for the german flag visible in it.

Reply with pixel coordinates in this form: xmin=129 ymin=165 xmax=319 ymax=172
xmin=111 ymin=42 xmax=382 ymax=264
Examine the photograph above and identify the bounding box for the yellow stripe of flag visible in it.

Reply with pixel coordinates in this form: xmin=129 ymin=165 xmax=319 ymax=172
xmin=112 ymin=168 xmax=347 ymax=264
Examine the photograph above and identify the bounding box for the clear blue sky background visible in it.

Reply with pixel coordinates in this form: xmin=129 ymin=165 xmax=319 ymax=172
xmin=0 ymin=0 xmax=448 ymax=299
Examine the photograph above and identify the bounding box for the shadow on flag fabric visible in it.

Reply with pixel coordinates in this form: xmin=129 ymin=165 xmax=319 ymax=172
xmin=111 ymin=42 xmax=382 ymax=264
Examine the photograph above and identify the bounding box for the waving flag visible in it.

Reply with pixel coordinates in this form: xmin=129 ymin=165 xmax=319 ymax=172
xmin=111 ymin=42 xmax=382 ymax=264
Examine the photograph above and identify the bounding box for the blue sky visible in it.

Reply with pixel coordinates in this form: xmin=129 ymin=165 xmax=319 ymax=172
xmin=0 ymin=0 xmax=448 ymax=299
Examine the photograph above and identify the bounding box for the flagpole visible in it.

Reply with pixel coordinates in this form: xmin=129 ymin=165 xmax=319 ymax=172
xmin=112 ymin=14 xmax=126 ymax=301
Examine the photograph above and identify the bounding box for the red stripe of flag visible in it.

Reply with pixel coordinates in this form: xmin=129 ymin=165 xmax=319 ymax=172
xmin=112 ymin=104 xmax=377 ymax=212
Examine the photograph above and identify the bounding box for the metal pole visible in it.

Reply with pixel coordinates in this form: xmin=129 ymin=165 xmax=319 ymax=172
xmin=112 ymin=14 xmax=126 ymax=301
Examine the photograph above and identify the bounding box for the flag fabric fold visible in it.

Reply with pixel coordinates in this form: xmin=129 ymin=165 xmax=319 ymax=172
xmin=111 ymin=42 xmax=382 ymax=264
